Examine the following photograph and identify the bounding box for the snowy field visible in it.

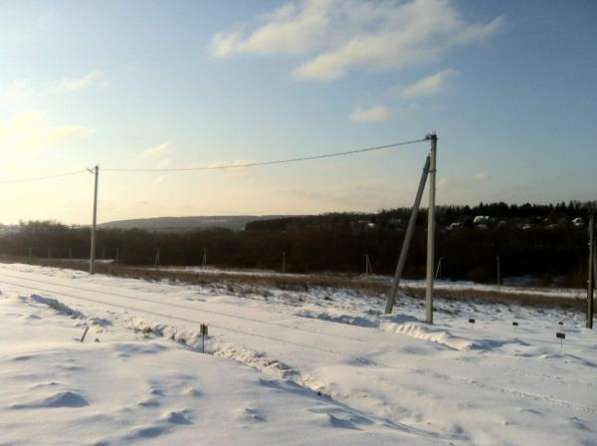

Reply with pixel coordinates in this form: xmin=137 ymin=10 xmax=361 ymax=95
xmin=148 ymin=265 xmax=585 ymax=299
xmin=0 ymin=262 xmax=596 ymax=445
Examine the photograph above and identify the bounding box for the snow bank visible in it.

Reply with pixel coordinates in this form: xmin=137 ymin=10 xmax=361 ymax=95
xmin=126 ymin=317 xmax=203 ymax=349
xmin=379 ymin=320 xmax=475 ymax=350
xmin=294 ymin=306 xmax=378 ymax=328
xmin=28 ymin=294 xmax=84 ymax=318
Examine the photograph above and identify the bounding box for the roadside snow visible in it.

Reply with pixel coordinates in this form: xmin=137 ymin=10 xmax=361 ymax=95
xmin=0 ymin=262 xmax=596 ymax=445
xmin=0 ymin=292 xmax=404 ymax=445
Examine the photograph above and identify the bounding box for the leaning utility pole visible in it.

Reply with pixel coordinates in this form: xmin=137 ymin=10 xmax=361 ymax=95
xmin=434 ymin=257 xmax=443 ymax=280
xmin=425 ymin=133 xmax=437 ymax=324
xmin=385 ymin=154 xmax=431 ymax=314
xmin=88 ymin=165 xmax=99 ymax=274
xmin=588 ymin=213 xmax=595 ymax=329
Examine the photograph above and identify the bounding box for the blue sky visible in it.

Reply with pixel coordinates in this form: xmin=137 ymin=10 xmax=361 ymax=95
xmin=1 ymin=0 xmax=596 ymax=224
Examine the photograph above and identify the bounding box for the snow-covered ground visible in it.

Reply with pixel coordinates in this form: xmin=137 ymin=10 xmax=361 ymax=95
xmin=0 ymin=262 xmax=596 ymax=445
xmin=147 ymin=265 xmax=585 ymax=299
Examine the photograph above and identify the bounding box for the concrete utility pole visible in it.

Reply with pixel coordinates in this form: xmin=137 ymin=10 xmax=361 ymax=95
xmin=385 ymin=154 xmax=431 ymax=314
xmin=588 ymin=214 xmax=595 ymax=329
xmin=202 ymin=248 xmax=207 ymax=267
xmin=88 ymin=165 xmax=99 ymax=274
xmin=425 ymin=133 xmax=437 ymax=324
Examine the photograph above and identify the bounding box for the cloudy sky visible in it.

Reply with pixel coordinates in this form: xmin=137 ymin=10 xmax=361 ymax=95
xmin=1 ymin=0 xmax=596 ymax=224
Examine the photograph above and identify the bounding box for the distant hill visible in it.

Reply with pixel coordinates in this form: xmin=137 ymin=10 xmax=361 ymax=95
xmin=98 ymin=216 xmax=288 ymax=232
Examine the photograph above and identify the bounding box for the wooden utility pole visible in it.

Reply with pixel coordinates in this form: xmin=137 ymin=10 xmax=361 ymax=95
xmin=88 ymin=165 xmax=99 ymax=274
xmin=202 ymin=248 xmax=207 ymax=267
xmin=282 ymin=251 xmax=286 ymax=273
xmin=115 ymin=247 xmax=120 ymax=264
xmin=588 ymin=214 xmax=595 ymax=329
xmin=496 ymin=255 xmax=502 ymax=286
xmin=385 ymin=154 xmax=431 ymax=314
xmin=425 ymin=133 xmax=437 ymax=324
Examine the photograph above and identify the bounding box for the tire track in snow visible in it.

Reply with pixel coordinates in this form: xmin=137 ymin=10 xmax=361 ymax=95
xmin=0 ymin=276 xmax=346 ymax=357
xmin=0 ymin=269 xmax=372 ymax=345
xmin=3 ymin=268 xmax=595 ymax=419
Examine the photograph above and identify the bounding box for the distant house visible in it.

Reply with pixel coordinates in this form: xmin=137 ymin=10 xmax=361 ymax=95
xmin=447 ymin=222 xmax=462 ymax=231
xmin=473 ymin=215 xmax=490 ymax=225
xmin=572 ymin=217 xmax=584 ymax=227
xmin=352 ymin=220 xmax=377 ymax=231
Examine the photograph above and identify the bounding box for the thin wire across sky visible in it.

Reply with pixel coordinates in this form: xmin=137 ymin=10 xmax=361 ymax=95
xmin=0 ymin=137 xmax=428 ymax=183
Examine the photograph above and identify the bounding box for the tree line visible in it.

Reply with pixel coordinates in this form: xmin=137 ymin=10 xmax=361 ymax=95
xmin=0 ymin=201 xmax=592 ymax=287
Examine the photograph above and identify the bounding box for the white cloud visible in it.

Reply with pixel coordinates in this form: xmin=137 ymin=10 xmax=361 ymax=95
xmin=400 ymin=68 xmax=457 ymax=98
xmin=50 ymin=70 xmax=105 ymax=94
xmin=141 ymin=142 xmax=171 ymax=159
xmin=212 ymin=0 xmax=332 ymax=57
xmin=0 ymin=112 xmax=93 ymax=152
xmin=211 ymin=0 xmax=502 ymax=81
xmin=350 ymin=105 xmax=391 ymax=123
xmin=0 ymin=71 xmax=105 ymax=102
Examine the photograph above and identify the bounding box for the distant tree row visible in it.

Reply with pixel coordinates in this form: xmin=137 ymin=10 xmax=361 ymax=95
xmin=246 ymin=201 xmax=596 ymax=231
xmin=0 ymin=210 xmax=591 ymax=287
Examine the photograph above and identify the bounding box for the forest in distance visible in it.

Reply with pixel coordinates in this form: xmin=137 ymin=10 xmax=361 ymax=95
xmin=0 ymin=201 xmax=594 ymax=286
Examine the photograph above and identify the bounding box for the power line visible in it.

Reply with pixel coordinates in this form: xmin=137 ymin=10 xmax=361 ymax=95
xmin=0 ymin=137 xmax=429 ymax=182
xmin=0 ymin=169 xmax=88 ymax=184
xmin=103 ymin=138 xmax=428 ymax=172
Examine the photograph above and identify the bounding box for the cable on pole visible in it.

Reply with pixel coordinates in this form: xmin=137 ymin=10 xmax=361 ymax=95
xmin=0 ymin=169 xmax=88 ymax=184
xmin=103 ymin=138 xmax=428 ymax=173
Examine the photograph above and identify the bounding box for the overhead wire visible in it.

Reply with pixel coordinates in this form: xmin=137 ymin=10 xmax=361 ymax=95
xmin=103 ymin=138 xmax=429 ymax=172
xmin=0 ymin=169 xmax=88 ymax=184
xmin=0 ymin=137 xmax=429 ymax=182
